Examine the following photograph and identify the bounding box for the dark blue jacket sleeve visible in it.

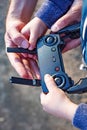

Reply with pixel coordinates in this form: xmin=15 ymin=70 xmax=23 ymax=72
xmin=35 ymin=0 xmax=74 ymax=28
xmin=81 ymin=0 xmax=87 ymax=65
xmin=73 ymin=103 xmax=87 ymax=130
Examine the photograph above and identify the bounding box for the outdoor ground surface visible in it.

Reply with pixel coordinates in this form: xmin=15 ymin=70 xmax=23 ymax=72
xmin=0 ymin=0 xmax=87 ymax=130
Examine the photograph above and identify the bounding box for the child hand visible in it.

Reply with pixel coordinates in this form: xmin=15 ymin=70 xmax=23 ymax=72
xmin=40 ymin=74 xmax=78 ymax=121
xmin=21 ymin=17 xmax=48 ymax=50
xmin=51 ymin=0 xmax=82 ymax=52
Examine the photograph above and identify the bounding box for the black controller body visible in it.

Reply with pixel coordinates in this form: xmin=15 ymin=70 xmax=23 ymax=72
xmin=37 ymin=34 xmax=73 ymax=93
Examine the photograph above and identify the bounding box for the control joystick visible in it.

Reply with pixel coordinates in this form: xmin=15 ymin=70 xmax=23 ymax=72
xmin=53 ymin=74 xmax=65 ymax=88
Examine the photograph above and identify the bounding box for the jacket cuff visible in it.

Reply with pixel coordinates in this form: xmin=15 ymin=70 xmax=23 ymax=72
xmin=35 ymin=0 xmax=73 ymax=28
xmin=73 ymin=103 xmax=87 ymax=129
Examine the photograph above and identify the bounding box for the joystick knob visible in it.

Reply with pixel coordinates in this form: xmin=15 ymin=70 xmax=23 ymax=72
xmin=45 ymin=35 xmax=58 ymax=46
xmin=53 ymin=75 xmax=65 ymax=88
xmin=46 ymin=36 xmax=54 ymax=44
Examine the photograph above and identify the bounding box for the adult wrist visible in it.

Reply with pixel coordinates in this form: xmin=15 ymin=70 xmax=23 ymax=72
xmin=7 ymin=0 xmax=38 ymax=24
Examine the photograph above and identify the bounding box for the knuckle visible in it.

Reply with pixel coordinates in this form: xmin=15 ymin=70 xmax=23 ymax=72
xmin=13 ymin=34 xmax=23 ymax=45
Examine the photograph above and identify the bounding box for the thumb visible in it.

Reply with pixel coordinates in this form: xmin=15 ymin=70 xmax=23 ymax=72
xmin=51 ymin=11 xmax=76 ymax=32
xmin=9 ymin=27 xmax=29 ymax=48
xmin=44 ymin=74 xmax=58 ymax=92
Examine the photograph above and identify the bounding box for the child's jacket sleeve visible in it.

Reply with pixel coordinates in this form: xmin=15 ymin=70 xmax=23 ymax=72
xmin=35 ymin=0 xmax=74 ymax=28
xmin=73 ymin=103 xmax=87 ymax=130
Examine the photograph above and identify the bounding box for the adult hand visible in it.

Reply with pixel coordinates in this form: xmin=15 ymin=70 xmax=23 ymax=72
xmin=51 ymin=0 xmax=82 ymax=52
xmin=5 ymin=0 xmax=40 ymax=79
xmin=40 ymin=74 xmax=78 ymax=121
xmin=5 ymin=19 xmax=40 ymax=79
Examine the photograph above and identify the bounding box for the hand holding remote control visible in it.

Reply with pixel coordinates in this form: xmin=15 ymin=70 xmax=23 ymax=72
xmin=7 ymin=22 xmax=87 ymax=94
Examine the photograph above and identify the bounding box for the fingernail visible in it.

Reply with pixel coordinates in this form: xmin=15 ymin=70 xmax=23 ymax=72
xmin=29 ymin=46 xmax=34 ymax=50
xmin=21 ymin=40 xmax=29 ymax=48
xmin=44 ymin=74 xmax=51 ymax=81
xmin=51 ymin=25 xmax=59 ymax=32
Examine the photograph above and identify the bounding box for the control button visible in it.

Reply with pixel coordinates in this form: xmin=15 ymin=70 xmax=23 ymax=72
xmin=52 ymin=56 xmax=56 ymax=62
xmin=55 ymin=66 xmax=60 ymax=71
xmin=51 ymin=47 xmax=56 ymax=52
